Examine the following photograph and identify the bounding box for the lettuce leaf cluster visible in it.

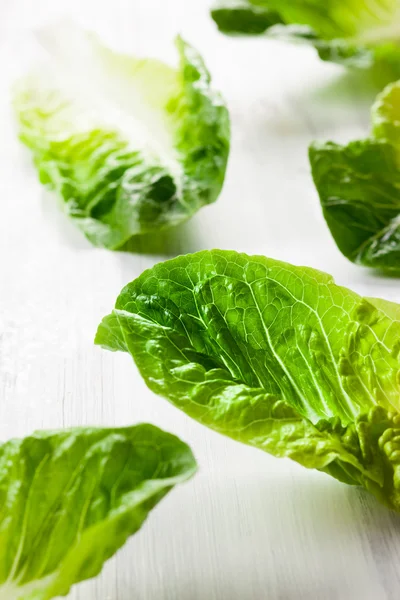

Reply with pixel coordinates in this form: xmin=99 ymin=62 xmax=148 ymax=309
xmin=11 ymin=9 xmax=400 ymax=600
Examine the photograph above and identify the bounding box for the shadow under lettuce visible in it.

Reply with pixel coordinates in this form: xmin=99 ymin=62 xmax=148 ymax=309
xmin=114 ymin=471 xmax=400 ymax=600
xmin=118 ymin=219 xmax=206 ymax=257
xmin=310 ymin=67 xmax=382 ymax=109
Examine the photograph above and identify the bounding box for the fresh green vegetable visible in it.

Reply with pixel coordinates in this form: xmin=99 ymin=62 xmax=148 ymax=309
xmin=0 ymin=424 xmax=196 ymax=600
xmin=310 ymin=80 xmax=400 ymax=271
xmin=96 ymin=249 xmax=400 ymax=512
xmin=212 ymin=1 xmax=284 ymax=35
xmin=212 ymin=0 xmax=400 ymax=79
xmin=14 ymin=23 xmax=230 ymax=249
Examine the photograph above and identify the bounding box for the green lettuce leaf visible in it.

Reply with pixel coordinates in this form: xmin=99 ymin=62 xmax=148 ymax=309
xmin=0 ymin=424 xmax=196 ymax=599
xmin=96 ymin=249 xmax=400 ymax=511
xmin=211 ymin=1 xmax=284 ymax=35
xmin=14 ymin=23 xmax=230 ymax=249
xmin=211 ymin=0 xmax=400 ymax=78
xmin=310 ymin=80 xmax=400 ymax=271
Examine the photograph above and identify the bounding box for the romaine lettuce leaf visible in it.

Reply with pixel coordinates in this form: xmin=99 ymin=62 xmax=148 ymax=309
xmin=212 ymin=0 xmax=400 ymax=78
xmin=14 ymin=23 xmax=230 ymax=249
xmin=0 ymin=424 xmax=196 ymax=600
xmin=212 ymin=1 xmax=284 ymax=35
xmin=310 ymin=80 xmax=400 ymax=271
xmin=96 ymin=250 xmax=400 ymax=511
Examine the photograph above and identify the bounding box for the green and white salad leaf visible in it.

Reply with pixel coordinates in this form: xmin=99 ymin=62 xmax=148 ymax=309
xmin=310 ymin=80 xmax=400 ymax=271
xmin=0 ymin=424 xmax=196 ymax=600
xmin=212 ymin=0 xmax=400 ymax=78
xmin=14 ymin=23 xmax=230 ymax=249
xmin=96 ymin=249 xmax=400 ymax=512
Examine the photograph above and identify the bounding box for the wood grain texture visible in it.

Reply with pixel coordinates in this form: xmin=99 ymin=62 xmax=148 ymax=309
xmin=1 ymin=1 xmax=400 ymax=598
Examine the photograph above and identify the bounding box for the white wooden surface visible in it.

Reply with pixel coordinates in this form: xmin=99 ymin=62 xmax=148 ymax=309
xmin=2 ymin=1 xmax=400 ymax=599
